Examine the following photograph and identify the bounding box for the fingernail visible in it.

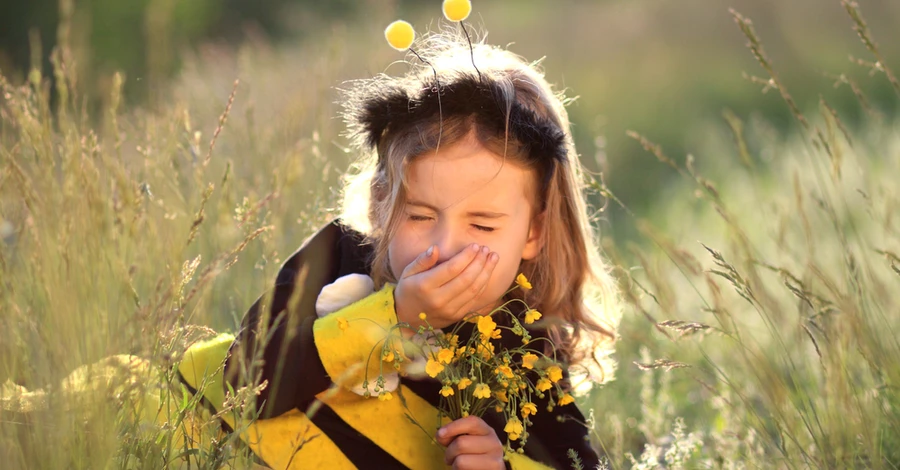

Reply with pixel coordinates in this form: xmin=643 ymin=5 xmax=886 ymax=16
xmin=481 ymin=246 xmax=489 ymax=255
xmin=471 ymin=243 xmax=480 ymax=252
xmin=437 ymin=427 xmax=446 ymax=438
xmin=426 ymin=245 xmax=434 ymax=256
xmin=490 ymin=252 xmax=498 ymax=263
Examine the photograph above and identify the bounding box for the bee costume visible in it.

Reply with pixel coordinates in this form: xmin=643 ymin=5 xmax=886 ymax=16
xmin=179 ymin=220 xmax=599 ymax=469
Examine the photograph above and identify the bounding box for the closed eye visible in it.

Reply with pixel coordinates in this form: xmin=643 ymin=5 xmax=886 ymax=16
xmin=473 ymin=224 xmax=495 ymax=232
xmin=408 ymin=214 xmax=432 ymax=222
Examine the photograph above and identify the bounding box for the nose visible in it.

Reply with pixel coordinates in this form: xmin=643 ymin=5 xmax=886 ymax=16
xmin=433 ymin=219 xmax=470 ymax=264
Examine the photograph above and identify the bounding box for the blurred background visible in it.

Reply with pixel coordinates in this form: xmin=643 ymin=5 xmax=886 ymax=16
xmin=3 ymin=0 xmax=900 ymax=467
xmin=2 ymin=0 xmax=899 ymax=235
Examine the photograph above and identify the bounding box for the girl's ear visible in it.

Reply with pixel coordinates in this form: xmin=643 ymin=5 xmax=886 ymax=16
xmin=521 ymin=212 xmax=545 ymax=261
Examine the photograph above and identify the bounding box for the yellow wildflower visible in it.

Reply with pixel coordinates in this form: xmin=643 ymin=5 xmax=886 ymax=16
xmin=437 ymin=348 xmax=455 ymax=365
xmin=521 ymin=402 xmax=537 ymax=418
xmin=448 ymin=334 xmax=460 ymax=348
xmin=547 ymin=365 xmax=563 ymax=383
xmin=455 ymin=346 xmax=468 ymax=358
xmin=418 ymin=312 xmax=427 ymax=320
xmin=491 ymin=329 xmax=502 ymax=339
xmin=476 ymin=340 xmax=495 ymax=360
xmin=515 ymin=273 xmax=532 ymax=290
xmin=337 ymin=317 xmax=349 ymax=330
xmin=440 ymin=385 xmax=455 ymax=397
xmin=495 ymin=405 xmax=504 ymax=413
xmin=536 ymin=378 xmax=552 ymax=392
xmin=384 ymin=20 xmax=415 ymax=51
xmin=524 ymin=309 xmax=542 ymax=324
xmin=477 ymin=315 xmax=497 ymax=337
xmin=378 ymin=391 xmax=393 ymax=401
xmin=521 ymin=353 xmax=538 ymax=370
xmin=558 ymin=393 xmax=575 ymax=406
xmin=382 ymin=349 xmax=395 ymax=362
xmin=457 ymin=377 xmax=473 ymax=390
xmin=425 ymin=359 xmax=445 ymax=378
xmin=504 ymin=417 xmax=524 ymax=441
xmin=473 ymin=383 xmax=491 ymax=399
xmin=495 ymin=365 xmax=514 ymax=379
xmin=442 ymin=0 xmax=472 ymax=22
xmin=494 ymin=390 xmax=508 ymax=403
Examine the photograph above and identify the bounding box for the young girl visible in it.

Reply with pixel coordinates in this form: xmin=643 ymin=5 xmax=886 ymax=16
xmin=222 ymin=26 xmax=620 ymax=470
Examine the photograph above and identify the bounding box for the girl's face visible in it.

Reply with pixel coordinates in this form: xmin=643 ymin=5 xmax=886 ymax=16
xmin=388 ymin=135 xmax=543 ymax=314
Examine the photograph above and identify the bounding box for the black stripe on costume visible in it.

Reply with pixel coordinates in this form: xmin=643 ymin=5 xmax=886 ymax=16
xmin=175 ymin=369 xmax=270 ymax=467
xmin=178 ymin=368 xmax=409 ymax=468
xmin=308 ymin=403 xmax=410 ymax=469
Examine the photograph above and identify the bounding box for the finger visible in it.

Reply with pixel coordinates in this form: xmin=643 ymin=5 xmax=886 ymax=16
xmin=445 ymin=250 xmax=499 ymax=316
xmin=436 ymin=416 xmax=494 ymax=445
xmin=401 ymin=245 xmax=439 ymax=278
xmin=440 ymin=247 xmax=492 ymax=310
xmin=420 ymin=243 xmax=481 ymax=287
xmin=444 ymin=435 xmax=499 ymax=465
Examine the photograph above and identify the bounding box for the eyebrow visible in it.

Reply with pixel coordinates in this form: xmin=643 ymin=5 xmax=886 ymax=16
xmin=406 ymin=200 xmax=509 ymax=219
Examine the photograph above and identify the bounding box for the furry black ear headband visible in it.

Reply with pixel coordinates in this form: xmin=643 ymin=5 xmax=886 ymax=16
xmin=353 ymin=73 xmax=568 ymax=167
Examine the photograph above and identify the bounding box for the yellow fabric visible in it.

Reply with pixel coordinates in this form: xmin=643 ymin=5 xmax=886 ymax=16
xmin=179 ymin=334 xmax=355 ymax=470
xmin=313 ymin=283 xmax=399 ymax=390
xmin=179 ymin=306 xmax=555 ymax=470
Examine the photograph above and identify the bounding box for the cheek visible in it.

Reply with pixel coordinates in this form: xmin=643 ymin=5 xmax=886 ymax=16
xmin=480 ymin=246 xmax=522 ymax=301
xmin=387 ymin=228 xmax=420 ymax=277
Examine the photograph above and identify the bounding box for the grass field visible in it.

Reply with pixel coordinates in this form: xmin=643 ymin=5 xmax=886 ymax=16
xmin=2 ymin=0 xmax=900 ymax=468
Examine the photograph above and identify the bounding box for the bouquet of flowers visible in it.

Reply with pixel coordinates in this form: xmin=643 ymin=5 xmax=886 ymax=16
xmin=367 ymin=274 xmax=575 ymax=453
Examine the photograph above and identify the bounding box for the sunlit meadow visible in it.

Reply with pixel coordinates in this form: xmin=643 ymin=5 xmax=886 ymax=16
xmin=2 ymin=0 xmax=899 ymax=468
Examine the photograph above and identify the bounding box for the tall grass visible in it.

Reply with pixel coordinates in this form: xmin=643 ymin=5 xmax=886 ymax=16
xmin=590 ymin=3 xmax=900 ymax=468
xmin=1 ymin=1 xmax=899 ymax=468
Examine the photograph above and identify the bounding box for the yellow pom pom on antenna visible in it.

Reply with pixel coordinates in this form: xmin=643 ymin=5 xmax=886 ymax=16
xmin=443 ymin=0 xmax=472 ymax=22
xmin=384 ymin=20 xmax=415 ymax=51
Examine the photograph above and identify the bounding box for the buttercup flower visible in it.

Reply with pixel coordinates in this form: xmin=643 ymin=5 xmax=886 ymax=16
xmin=495 ymin=365 xmax=514 ymax=379
xmin=426 ymin=359 xmax=445 ymax=378
xmin=455 ymin=346 xmax=468 ymax=358
xmin=382 ymin=349 xmax=395 ymax=362
xmin=504 ymin=417 xmax=524 ymax=441
xmin=440 ymin=385 xmax=455 ymax=397
xmin=418 ymin=312 xmax=427 ymax=320
xmin=494 ymin=390 xmax=508 ymax=403
xmin=457 ymin=377 xmax=473 ymax=390
xmin=536 ymin=378 xmax=552 ymax=392
xmin=384 ymin=20 xmax=415 ymax=51
xmin=337 ymin=317 xmax=349 ymax=330
xmin=477 ymin=314 xmax=497 ymax=337
xmin=515 ymin=273 xmax=532 ymax=290
xmin=437 ymin=348 xmax=455 ymax=365
xmin=547 ymin=365 xmax=563 ymax=383
xmin=558 ymin=393 xmax=575 ymax=406
xmin=442 ymin=0 xmax=472 ymax=22
xmin=473 ymin=383 xmax=491 ymax=399
xmin=476 ymin=340 xmax=495 ymax=360
xmin=378 ymin=391 xmax=393 ymax=401
xmin=521 ymin=402 xmax=537 ymax=418
xmin=524 ymin=309 xmax=542 ymax=324
xmin=521 ymin=353 xmax=538 ymax=370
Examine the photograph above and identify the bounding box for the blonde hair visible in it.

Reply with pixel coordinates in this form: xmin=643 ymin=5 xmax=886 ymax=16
xmin=339 ymin=30 xmax=620 ymax=391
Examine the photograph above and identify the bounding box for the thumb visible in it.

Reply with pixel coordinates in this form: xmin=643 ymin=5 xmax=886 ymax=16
xmin=401 ymin=245 xmax=438 ymax=278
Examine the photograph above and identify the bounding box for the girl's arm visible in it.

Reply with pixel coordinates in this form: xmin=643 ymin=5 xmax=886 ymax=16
xmin=224 ymin=220 xmax=373 ymax=418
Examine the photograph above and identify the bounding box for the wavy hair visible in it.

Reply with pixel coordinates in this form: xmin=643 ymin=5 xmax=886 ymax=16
xmin=338 ymin=30 xmax=620 ymax=391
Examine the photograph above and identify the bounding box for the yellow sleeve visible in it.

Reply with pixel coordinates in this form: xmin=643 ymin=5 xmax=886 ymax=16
xmin=313 ymin=283 xmax=398 ymax=390
xmin=506 ymin=452 xmax=556 ymax=470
